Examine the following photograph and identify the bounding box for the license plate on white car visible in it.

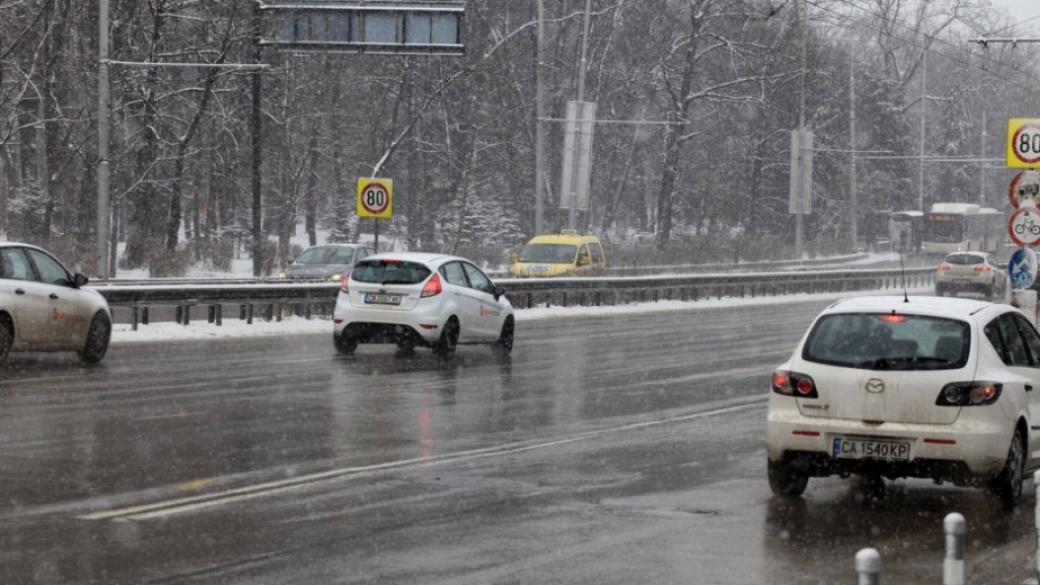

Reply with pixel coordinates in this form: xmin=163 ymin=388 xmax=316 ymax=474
xmin=364 ymin=293 xmax=402 ymax=305
xmin=832 ymin=437 xmax=910 ymax=461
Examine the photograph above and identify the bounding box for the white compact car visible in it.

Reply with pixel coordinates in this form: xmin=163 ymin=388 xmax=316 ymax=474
xmin=934 ymin=251 xmax=1008 ymax=300
xmin=333 ymin=253 xmax=514 ymax=356
xmin=766 ymin=296 xmax=1040 ymax=506
xmin=0 ymin=243 xmax=111 ymax=363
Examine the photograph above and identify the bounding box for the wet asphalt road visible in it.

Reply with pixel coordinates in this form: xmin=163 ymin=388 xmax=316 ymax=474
xmin=0 ymin=299 xmax=1035 ymax=585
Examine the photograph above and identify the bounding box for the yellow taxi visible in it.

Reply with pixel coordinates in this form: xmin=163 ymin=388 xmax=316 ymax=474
xmin=509 ymin=232 xmax=607 ymax=277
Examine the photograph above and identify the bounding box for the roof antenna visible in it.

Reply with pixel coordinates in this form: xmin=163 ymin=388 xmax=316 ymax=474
xmin=900 ymin=249 xmax=909 ymax=303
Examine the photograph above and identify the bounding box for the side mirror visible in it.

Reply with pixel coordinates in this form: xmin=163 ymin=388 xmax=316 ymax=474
xmin=510 ymin=252 xmax=520 ymax=264
xmin=493 ymin=286 xmax=506 ymax=301
xmin=578 ymin=256 xmax=591 ymax=266
xmin=73 ymin=273 xmax=89 ymax=288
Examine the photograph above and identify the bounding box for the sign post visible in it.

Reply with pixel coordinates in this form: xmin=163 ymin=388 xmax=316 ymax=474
xmin=1006 ymin=120 xmax=1040 ymax=320
xmin=357 ymin=178 xmax=394 ymax=251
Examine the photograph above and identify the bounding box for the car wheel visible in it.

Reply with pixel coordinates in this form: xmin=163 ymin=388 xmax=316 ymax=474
xmin=990 ymin=430 xmax=1026 ymax=508
xmin=79 ymin=312 xmax=111 ymax=364
xmin=495 ymin=316 xmax=514 ymax=355
xmin=0 ymin=313 xmax=12 ymax=362
xmin=768 ymin=459 xmax=808 ymax=498
xmin=433 ymin=317 xmax=459 ymax=356
xmin=334 ymin=332 xmax=358 ymax=355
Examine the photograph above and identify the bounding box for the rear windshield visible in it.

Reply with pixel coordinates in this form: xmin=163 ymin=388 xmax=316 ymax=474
xmin=802 ymin=313 xmax=970 ymax=370
xmin=520 ymin=244 xmax=577 ymax=264
xmin=944 ymin=254 xmax=984 ymax=266
xmin=352 ymin=260 xmax=431 ymax=285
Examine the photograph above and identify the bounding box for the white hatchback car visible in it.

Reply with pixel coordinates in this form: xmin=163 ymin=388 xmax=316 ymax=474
xmin=0 ymin=243 xmax=111 ymax=363
xmin=766 ymin=296 xmax=1040 ymax=506
xmin=333 ymin=253 xmax=514 ymax=356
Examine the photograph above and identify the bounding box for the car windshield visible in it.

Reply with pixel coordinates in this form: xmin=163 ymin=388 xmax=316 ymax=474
xmin=294 ymin=247 xmax=337 ymax=265
xmin=352 ymin=259 xmax=431 ymax=285
xmin=803 ymin=313 xmax=970 ymax=370
xmin=520 ymin=244 xmax=577 ymax=264
xmin=944 ymin=254 xmax=984 ymax=266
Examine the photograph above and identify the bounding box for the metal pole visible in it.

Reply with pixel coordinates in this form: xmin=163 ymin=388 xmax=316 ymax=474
xmin=849 ymin=47 xmax=858 ymax=250
xmin=97 ymin=0 xmax=111 ymax=278
xmin=943 ymin=512 xmax=966 ymax=585
xmin=980 ymin=107 xmax=987 ymax=206
xmin=855 ymin=548 xmax=881 ymax=585
xmin=569 ymin=0 xmax=593 ymax=232
xmin=374 ymin=218 xmax=379 ymax=251
xmin=919 ymin=43 xmax=927 ymax=212
xmin=795 ymin=0 xmax=808 ymax=260
xmin=250 ymin=2 xmax=264 ymax=277
xmin=535 ymin=0 xmax=546 ymax=235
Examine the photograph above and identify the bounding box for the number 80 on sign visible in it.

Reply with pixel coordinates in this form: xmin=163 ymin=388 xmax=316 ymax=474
xmin=356 ymin=178 xmax=394 ymax=219
xmin=1007 ymin=119 xmax=1040 ymax=169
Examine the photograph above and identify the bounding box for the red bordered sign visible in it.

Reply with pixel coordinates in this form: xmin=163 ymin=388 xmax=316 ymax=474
xmin=1009 ymin=206 xmax=1040 ymax=247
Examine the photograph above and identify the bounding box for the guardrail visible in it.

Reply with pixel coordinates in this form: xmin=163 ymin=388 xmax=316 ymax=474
xmin=91 ymin=267 xmax=935 ymax=328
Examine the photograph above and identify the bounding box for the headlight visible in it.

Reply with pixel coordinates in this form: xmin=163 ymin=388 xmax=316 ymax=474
xmin=278 ymin=272 xmax=286 ymax=279
xmin=330 ymin=273 xmax=341 ymax=282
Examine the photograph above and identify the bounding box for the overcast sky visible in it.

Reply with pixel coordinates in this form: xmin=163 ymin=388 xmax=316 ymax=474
xmin=989 ymin=0 xmax=1040 ymax=23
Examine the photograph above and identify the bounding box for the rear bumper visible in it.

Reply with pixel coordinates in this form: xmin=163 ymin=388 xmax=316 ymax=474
xmin=766 ymin=403 xmax=1012 ymax=479
xmin=333 ymin=294 xmax=445 ymax=344
xmin=338 ymin=322 xmax=431 ymax=346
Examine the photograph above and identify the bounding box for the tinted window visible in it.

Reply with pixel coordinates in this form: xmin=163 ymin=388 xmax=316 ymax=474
xmin=590 ymin=243 xmax=605 ymax=264
xmin=462 ymin=263 xmax=493 ymax=294
xmin=1013 ymin=314 xmax=1040 ymax=367
xmin=944 ymin=254 xmax=984 ymax=266
xmin=27 ymin=250 xmax=70 ymax=286
xmin=988 ymin=315 xmax=1031 ymax=367
xmin=803 ymin=312 xmax=970 ymax=370
xmin=440 ymin=262 xmax=469 ymax=287
xmin=1 ymin=248 xmax=33 ymax=281
xmin=352 ymin=260 xmax=431 ymax=285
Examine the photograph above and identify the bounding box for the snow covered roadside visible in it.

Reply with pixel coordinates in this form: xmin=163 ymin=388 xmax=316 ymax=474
xmin=110 ymin=286 xmax=934 ymax=344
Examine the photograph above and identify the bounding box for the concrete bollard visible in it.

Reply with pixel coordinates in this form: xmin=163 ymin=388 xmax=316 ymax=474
xmin=855 ymin=548 xmax=881 ymax=585
xmin=943 ymin=512 xmax=966 ymax=585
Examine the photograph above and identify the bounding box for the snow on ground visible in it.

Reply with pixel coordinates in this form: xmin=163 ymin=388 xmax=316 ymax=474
xmin=110 ymin=286 xmax=934 ymax=344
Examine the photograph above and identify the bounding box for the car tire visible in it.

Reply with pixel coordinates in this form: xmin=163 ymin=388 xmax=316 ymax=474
xmin=768 ymin=459 xmax=808 ymax=498
xmin=990 ymin=430 xmax=1026 ymax=508
xmin=334 ymin=332 xmax=358 ymax=355
xmin=0 ymin=313 xmax=12 ymax=362
xmin=495 ymin=316 xmax=514 ymax=355
xmin=433 ymin=317 xmax=459 ymax=356
xmin=79 ymin=311 xmax=111 ymax=364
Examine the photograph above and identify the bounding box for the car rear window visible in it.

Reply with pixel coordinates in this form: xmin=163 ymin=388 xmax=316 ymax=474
xmin=352 ymin=260 xmax=431 ymax=285
xmin=802 ymin=312 xmax=970 ymax=370
xmin=944 ymin=254 xmax=984 ymax=266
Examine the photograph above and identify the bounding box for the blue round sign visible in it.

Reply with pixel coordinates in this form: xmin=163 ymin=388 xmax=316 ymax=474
xmin=1009 ymin=248 xmax=1038 ymax=289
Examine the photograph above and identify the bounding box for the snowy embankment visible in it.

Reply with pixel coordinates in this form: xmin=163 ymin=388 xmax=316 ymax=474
xmin=110 ymin=286 xmax=933 ymax=344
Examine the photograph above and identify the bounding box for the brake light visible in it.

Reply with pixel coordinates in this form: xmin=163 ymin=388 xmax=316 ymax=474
xmin=879 ymin=314 xmax=908 ymax=324
xmin=340 ymin=272 xmax=350 ymax=294
xmin=938 ymin=263 xmax=951 ymax=272
xmin=771 ymin=370 xmax=818 ymax=398
xmin=421 ymin=273 xmax=443 ymax=298
xmin=974 ymin=265 xmax=991 ymax=273
xmin=936 ymin=381 xmax=1002 ymax=406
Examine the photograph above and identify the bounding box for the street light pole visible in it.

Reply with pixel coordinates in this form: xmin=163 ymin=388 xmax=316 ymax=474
xmin=251 ymin=2 xmax=264 ymax=277
xmin=569 ymin=0 xmax=593 ymax=232
xmin=795 ymin=0 xmax=808 ymax=260
xmin=534 ymin=0 xmax=545 ymax=235
xmin=97 ymin=0 xmax=111 ymax=278
xmin=918 ymin=43 xmax=928 ymax=212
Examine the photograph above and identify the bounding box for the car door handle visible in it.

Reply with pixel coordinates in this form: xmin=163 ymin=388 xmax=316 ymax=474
xmin=49 ymin=293 xmax=59 ymax=300
xmin=14 ymin=288 xmax=25 ymax=295
xmin=1027 ymin=385 xmax=1034 ymax=393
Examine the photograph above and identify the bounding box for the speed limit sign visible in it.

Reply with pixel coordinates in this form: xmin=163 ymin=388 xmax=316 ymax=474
xmin=1009 ymin=207 xmax=1040 ymax=247
xmin=1007 ymin=119 xmax=1040 ymax=169
xmin=356 ymin=178 xmax=393 ymax=219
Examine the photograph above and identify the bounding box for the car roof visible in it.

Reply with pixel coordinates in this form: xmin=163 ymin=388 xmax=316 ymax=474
xmin=361 ymin=252 xmax=460 ymax=266
xmin=304 ymin=243 xmax=360 ymax=249
xmin=823 ymin=295 xmax=1002 ymax=322
xmin=528 ymin=234 xmax=600 ymax=245
xmin=944 ymin=250 xmax=990 ymax=258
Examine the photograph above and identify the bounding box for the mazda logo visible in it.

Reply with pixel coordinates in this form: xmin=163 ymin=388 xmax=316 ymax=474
xmin=865 ymin=378 xmax=886 ymax=394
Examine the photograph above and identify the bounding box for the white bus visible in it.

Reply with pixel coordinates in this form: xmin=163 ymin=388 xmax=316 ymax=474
xmin=921 ymin=203 xmax=1002 ymax=255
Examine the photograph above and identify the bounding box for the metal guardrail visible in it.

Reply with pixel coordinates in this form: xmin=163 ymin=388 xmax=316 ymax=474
xmin=91 ymin=267 xmax=935 ymax=328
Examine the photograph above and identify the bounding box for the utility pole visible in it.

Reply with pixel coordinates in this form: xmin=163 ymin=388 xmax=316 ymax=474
xmin=97 ymin=0 xmax=111 ymax=278
xmin=980 ymin=107 xmax=987 ymax=206
xmin=534 ymin=0 xmax=546 ymax=235
xmin=569 ymin=0 xmax=593 ymax=232
xmin=918 ymin=42 xmax=928 ymax=212
xmin=849 ymin=47 xmax=858 ymax=250
xmin=251 ymin=2 xmax=263 ymax=277
xmin=795 ymin=0 xmax=808 ymax=260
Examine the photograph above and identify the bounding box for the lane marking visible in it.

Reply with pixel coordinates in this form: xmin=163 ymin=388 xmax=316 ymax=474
xmin=78 ymin=398 xmax=767 ymax=522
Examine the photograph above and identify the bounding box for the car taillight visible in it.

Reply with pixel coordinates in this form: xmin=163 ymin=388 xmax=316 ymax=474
xmin=935 ymin=381 xmax=1002 ymax=406
xmin=340 ymin=272 xmax=350 ymax=294
xmin=938 ymin=263 xmax=951 ymax=272
xmin=421 ymin=273 xmax=442 ymax=298
xmin=771 ymin=369 xmax=818 ymax=398
xmin=974 ymin=265 xmax=991 ymax=272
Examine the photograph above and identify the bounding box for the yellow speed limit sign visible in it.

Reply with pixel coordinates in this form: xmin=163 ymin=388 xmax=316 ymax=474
xmin=1007 ymin=119 xmax=1040 ymax=169
xmin=356 ymin=177 xmax=393 ymax=219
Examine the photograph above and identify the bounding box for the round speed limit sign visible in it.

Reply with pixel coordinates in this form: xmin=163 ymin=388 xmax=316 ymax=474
xmin=1009 ymin=206 xmax=1040 ymax=247
xmin=356 ymin=178 xmax=394 ymax=219
xmin=1013 ymin=125 xmax=1040 ymax=165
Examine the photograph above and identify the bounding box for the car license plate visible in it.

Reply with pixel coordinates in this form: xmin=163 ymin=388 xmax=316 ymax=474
xmin=364 ymin=293 xmax=402 ymax=305
xmin=832 ymin=437 xmax=910 ymax=461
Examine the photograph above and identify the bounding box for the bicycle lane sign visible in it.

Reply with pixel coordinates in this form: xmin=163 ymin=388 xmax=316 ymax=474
xmin=1009 ymin=206 xmax=1040 ymax=247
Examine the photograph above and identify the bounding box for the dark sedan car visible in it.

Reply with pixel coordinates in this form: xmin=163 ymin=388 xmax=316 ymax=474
xmin=279 ymin=244 xmax=375 ymax=281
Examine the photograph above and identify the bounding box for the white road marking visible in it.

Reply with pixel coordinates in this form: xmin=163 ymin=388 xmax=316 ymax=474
xmin=79 ymin=398 xmax=767 ymax=522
